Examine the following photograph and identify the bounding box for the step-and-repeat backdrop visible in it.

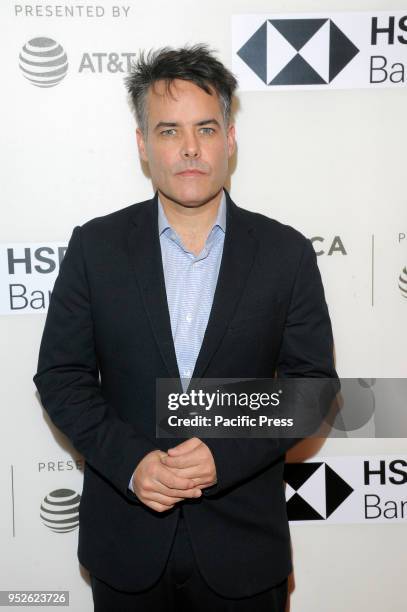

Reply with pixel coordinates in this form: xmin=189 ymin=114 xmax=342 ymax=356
xmin=1 ymin=1 xmax=406 ymax=610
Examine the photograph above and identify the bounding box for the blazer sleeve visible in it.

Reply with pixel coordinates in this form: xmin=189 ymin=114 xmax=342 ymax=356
xmin=201 ymin=237 xmax=339 ymax=497
xmin=33 ymin=225 xmax=158 ymax=503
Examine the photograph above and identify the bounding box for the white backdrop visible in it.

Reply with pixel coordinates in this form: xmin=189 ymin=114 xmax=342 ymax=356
xmin=1 ymin=0 xmax=406 ymax=610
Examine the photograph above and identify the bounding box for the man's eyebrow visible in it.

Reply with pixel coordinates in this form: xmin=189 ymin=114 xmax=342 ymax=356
xmin=154 ymin=121 xmax=177 ymax=130
xmin=154 ymin=118 xmax=221 ymax=131
xmin=196 ymin=118 xmax=221 ymax=127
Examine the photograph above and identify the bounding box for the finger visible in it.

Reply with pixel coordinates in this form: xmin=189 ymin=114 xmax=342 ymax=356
xmin=163 ymin=466 xmax=205 ymax=479
xmin=156 ymin=466 xmax=197 ymax=490
xmin=146 ymin=491 xmax=184 ymax=505
xmin=161 ymin=450 xmax=200 ymax=469
xmin=147 ymin=500 xmax=175 ymax=513
xmin=167 ymin=437 xmax=201 ymax=455
xmin=192 ymin=478 xmax=217 ymax=487
xmin=155 ymin=482 xmax=202 ymax=499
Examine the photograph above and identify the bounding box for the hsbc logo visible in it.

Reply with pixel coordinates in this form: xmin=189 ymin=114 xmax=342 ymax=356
xmin=237 ymin=19 xmax=359 ymax=85
xmin=285 ymin=455 xmax=407 ymax=524
xmin=233 ymin=11 xmax=407 ymax=91
xmin=284 ymin=461 xmax=354 ymax=521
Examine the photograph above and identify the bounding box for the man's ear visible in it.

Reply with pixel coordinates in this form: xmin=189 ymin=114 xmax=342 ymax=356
xmin=227 ymin=123 xmax=236 ymax=159
xmin=136 ymin=127 xmax=148 ymax=162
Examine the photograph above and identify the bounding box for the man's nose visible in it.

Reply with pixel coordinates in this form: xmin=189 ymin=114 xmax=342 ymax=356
xmin=181 ymin=132 xmax=200 ymax=158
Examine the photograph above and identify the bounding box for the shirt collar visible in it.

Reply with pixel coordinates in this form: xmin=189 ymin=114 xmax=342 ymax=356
xmin=158 ymin=189 xmax=226 ymax=236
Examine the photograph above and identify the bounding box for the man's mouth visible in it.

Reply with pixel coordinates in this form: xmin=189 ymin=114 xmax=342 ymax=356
xmin=176 ymin=170 xmax=206 ymax=176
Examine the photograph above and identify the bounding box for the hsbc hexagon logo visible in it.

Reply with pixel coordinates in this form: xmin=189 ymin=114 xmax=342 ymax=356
xmin=284 ymin=461 xmax=354 ymax=521
xmin=237 ymin=18 xmax=359 ymax=86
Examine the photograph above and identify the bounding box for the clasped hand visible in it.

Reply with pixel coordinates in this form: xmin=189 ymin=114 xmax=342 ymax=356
xmin=132 ymin=437 xmax=217 ymax=513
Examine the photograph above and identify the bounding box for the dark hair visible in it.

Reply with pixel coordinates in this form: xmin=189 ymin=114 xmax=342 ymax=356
xmin=124 ymin=43 xmax=238 ymax=135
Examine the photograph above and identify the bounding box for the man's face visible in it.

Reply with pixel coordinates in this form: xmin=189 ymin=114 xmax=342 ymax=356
xmin=136 ymin=78 xmax=235 ymax=208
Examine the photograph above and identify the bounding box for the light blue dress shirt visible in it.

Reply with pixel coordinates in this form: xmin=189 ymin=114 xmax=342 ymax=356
xmin=128 ymin=189 xmax=227 ymax=491
xmin=158 ymin=189 xmax=226 ymax=392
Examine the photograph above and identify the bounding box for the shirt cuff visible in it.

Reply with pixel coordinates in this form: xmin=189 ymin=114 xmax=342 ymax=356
xmin=128 ymin=474 xmax=134 ymax=493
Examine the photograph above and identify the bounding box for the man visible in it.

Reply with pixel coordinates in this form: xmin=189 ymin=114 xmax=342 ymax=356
xmin=33 ymin=44 xmax=337 ymax=611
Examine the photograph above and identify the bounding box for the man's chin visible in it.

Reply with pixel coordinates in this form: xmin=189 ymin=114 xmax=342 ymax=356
xmin=157 ymin=186 xmax=223 ymax=209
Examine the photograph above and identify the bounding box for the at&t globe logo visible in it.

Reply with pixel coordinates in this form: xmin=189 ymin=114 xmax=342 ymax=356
xmin=19 ymin=37 xmax=68 ymax=88
xmin=40 ymin=488 xmax=81 ymax=533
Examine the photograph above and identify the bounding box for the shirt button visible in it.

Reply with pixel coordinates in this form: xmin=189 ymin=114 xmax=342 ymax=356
xmin=184 ymin=369 xmax=191 ymax=376
xmin=186 ymin=314 xmax=192 ymax=323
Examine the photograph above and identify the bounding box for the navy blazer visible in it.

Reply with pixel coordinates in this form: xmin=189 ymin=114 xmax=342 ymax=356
xmin=33 ymin=188 xmax=337 ymax=597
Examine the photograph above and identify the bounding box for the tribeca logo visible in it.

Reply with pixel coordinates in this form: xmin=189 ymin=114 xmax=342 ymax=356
xmin=310 ymin=235 xmax=347 ymax=256
xmin=19 ymin=37 xmax=68 ymax=88
xmin=284 ymin=461 xmax=354 ymax=520
xmin=237 ymin=19 xmax=359 ymax=85
xmin=40 ymin=488 xmax=81 ymax=533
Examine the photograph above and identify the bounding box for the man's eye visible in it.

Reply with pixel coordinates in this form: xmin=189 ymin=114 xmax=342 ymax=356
xmin=200 ymin=127 xmax=215 ymax=134
xmin=161 ymin=129 xmax=176 ymax=136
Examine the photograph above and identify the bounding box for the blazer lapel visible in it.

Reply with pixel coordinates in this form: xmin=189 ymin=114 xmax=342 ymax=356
xmin=127 ymin=191 xmax=181 ymax=382
xmin=127 ymin=189 xmax=259 ymax=384
xmin=191 ymin=189 xmax=259 ymax=380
